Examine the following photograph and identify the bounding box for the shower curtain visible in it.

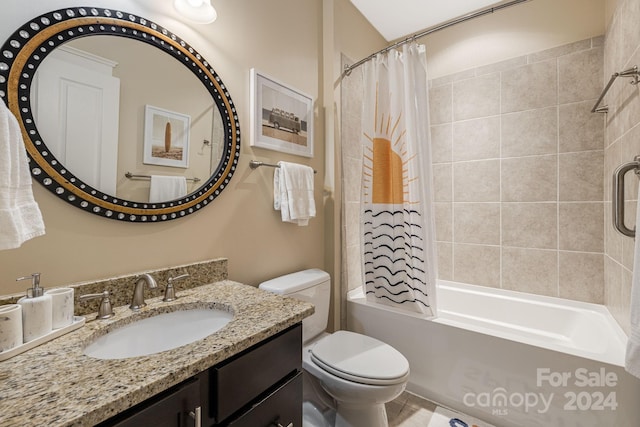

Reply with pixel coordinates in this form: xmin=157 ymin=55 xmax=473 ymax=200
xmin=360 ymin=43 xmax=437 ymax=316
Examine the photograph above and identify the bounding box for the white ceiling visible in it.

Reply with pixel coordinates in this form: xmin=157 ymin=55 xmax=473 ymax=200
xmin=350 ymin=0 xmax=506 ymax=42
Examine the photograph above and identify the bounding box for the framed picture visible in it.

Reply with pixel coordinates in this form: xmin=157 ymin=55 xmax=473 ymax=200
xmin=143 ymin=105 xmax=191 ymax=168
xmin=250 ymin=68 xmax=314 ymax=158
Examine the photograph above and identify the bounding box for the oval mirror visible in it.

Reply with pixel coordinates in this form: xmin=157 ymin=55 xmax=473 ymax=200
xmin=0 ymin=7 xmax=240 ymax=222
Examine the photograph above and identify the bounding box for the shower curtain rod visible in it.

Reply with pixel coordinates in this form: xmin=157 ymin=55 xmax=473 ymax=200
xmin=342 ymin=0 xmax=532 ymax=78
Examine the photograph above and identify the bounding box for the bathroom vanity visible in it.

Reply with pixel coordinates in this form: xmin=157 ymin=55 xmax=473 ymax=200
xmin=100 ymin=324 xmax=302 ymax=427
xmin=0 ymin=281 xmax=313 ymax=427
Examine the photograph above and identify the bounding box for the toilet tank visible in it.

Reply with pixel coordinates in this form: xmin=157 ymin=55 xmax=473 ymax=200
xmin=258 ymin=269 xmax=331 ymax=343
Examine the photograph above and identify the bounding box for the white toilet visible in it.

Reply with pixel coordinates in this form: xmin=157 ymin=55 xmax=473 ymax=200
xmin=259 ymin=269 xmax=409 ymax=427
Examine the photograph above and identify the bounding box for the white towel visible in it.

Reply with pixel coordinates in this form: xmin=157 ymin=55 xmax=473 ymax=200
xmin=626 ymin=186 xmax=640 ymax=379
xmin=149 ymin=175 xmax=187 ymax=203
xmin=273 ymin=161 xmax=315 ymax=226
xmin=0 ymin=99 xmax=45 ymax=250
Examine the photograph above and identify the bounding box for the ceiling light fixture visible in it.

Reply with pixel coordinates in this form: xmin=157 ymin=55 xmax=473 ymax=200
xmin=174 ymin=0 xmax=217 ymax=24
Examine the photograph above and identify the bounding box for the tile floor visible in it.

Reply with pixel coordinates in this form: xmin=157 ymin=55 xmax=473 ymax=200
xmin=386 ymin=391 xmax=438 ymax=426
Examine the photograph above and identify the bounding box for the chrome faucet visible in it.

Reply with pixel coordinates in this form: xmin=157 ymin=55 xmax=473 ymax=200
xmin=130 ymin=273 xmax=157 ymax=311
xmin=163 ymin=273 xmax=189 ymax=302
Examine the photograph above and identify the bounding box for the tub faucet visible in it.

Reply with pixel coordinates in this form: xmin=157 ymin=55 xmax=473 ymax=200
xmin=130 ymin=273 xmax=157 ymax=311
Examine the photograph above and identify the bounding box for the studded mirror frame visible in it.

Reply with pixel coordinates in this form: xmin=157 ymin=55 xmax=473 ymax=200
xmin=0 ymin=7 xmax=240 ymax=222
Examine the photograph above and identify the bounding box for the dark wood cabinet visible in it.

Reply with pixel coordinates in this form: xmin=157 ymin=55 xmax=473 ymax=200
xmin=226 ymin=372 xmax=302 ymax=427
xmin=96 ymin=376 xmax=200 ymax=427
xmin=99 ymin=323 xmax=302 ymax=427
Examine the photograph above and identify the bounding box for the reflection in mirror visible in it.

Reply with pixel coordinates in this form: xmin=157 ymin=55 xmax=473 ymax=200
xmin=0 ymin=7 xmax=240 ymax=222
xmin=31 ymin=36 xmax=224 ymax=203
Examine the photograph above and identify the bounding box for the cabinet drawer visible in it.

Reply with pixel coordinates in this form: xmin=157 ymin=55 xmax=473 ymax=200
xmin=226 ymin=371 xmax=302 ymax=427
xmin=99 ymin=375 xmax=200 ymax=427
xmin=211 ymin=324 xmax=301 ymax=423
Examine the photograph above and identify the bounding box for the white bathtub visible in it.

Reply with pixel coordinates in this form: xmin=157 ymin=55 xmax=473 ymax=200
xmin=347 ymin=280 xmax=640 ymax=427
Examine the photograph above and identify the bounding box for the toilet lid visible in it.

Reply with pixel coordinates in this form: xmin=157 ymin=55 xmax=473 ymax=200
xmin=310 ymin=330 xmax=409 ymax=386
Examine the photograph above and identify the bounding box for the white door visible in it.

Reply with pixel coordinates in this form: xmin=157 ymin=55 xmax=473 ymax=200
xmin=32 ymin=46 xmax=120 ymax=195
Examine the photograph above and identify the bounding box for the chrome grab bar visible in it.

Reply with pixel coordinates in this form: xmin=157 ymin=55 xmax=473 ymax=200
xmin=591 ymin=66 xmax=640 ymax=114
xmin=613 ymin=155 xmax=640 ymax=238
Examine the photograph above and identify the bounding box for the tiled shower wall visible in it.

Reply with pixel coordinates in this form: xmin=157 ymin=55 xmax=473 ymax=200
xmin=341 ymin=37 xmax=607 ymax=306
xmin=603 ymin=0 xmax=640 ymax=334
xmin=430 ymin=36 xmax=605 ymax=303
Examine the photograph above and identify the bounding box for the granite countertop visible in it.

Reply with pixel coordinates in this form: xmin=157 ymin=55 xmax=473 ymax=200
xmin=0 ymin=280 xmax=314 ymax=427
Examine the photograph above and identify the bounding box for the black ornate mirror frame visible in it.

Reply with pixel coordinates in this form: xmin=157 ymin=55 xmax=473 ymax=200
xmin=0 ymin=7 xmax=240 ymax=222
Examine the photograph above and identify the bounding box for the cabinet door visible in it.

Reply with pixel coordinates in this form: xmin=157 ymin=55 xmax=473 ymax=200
xmin=212 ymin=324 xmax=302 ymax=423
xmin=98 ymin=376 xmax=201 ymax=427
xmin=226 ymin=372 xmax=302 ymax=427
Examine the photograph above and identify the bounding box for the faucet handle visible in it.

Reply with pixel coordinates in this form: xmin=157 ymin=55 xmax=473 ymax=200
xmin=80 ymin=291 xmax=114 ymax=319
xmin=164 ymin=273 xmax=189 ymax=302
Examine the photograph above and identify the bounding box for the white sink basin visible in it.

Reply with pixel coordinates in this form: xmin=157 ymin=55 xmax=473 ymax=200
xmin=84 ymin=308 xmax=233 ymax=359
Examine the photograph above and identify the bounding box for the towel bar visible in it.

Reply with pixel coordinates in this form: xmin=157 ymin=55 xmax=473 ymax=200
xmin=592 ymin=66 xmax=640 ymax=114
xmin=124 ymin=172 xmax=200 ymax=182
xmin=249 ymin=160 xmax=317 ymax=174
xmin=613 ymin=156 xmax=640 ymax=237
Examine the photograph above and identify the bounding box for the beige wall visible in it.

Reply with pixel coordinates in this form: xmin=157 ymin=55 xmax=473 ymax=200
xmin=603 ymin=0 xmax=640 ymax=334
xmin=422 ymin=0 xmax=605 ymax=78
xmin=0 ymin=0 xmax=327 ymax=295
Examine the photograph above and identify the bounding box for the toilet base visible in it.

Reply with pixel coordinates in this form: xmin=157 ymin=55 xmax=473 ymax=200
xmin=334 ymin=401 xmax=388 ymax=427
xmin=303 ymin=401 xmax=333 ymax=427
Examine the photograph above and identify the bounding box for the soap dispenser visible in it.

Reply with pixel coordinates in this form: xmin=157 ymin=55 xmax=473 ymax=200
xmin=16 ymin=273 xmax=52 ymax=342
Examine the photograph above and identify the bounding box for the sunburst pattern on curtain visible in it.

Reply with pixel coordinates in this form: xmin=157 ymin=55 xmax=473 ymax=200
xmin=360 ymin=43 xmax=437 ymax=315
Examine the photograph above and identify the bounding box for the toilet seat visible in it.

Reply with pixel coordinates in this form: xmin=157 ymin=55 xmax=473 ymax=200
xmin=309 ymin=330 xmax=409 ymax=386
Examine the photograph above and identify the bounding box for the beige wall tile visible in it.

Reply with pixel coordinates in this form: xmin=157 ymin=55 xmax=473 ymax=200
xmin=502 ymin=203 xmax=557 ymax=249
xmin=452 ymin=116 xmax=500 ymax=161
xmin=435 ymin=202 xmax=452 ymax=242
xmin=623 ymin=199 xmax=637 ymax=235
xmin=453 ymin=244 xmax=500 ymax=287
xmin=558 ymin=151 xmax=604 ymax=201
xmin=604 ymin=0 xmax=640 ymax=79
xmin=559 ymin=101 xmax=605 ymax=152
xmin=558 ymin=47 xmax=603 ymax=104
xmin=433 ymin=164 xmax=452 ymax=202
xmin=604 ymin=141 xmax=622 ymax=203
xmin=621 ymin=268 xmax=633 ymax=335
xmin=454 ymin=160 xmax=500 ymax=202
xmin=501 ymin=59 xmax=557 ymax=113
xmin=559 ymin=202 xmax=604 ymax=252
xmin=591 ymin=36 xmax=604 ymax=48
xmin=501 ymin=155 xmax=557 ymax=202
xmin=430 ymin=124 xmax=452 ymax=164
xmin=452 ymin=73 xmax=500 ymax=121
xmin=622 ymin=225 xmax=635 ymax=270
xmin=604 ymin=255 xmax=624 ymax=329
xmin=559 ymin=252 xmax=604 ymax=303
xmin=528 ymin=38 xmax=592 ymax=63
xmin=476 ymin=56 xmax=526 ymax=77
xmin=431 ymin=68 xmax=476 ymax=88
xmin=502 ymin=107 xmax=558 ymax=157
xmin=454 ymin=203 xmax=500 ymax=245
xmin=604 ymin=48 xmax=640 ymax=142
xmin=502 ymin=247 xmax=558 ymax=296
xmin=620 ymin=123 xmax=640 ymax=201
xmin=437 ymin=242 xmax=453 ymax=281
xmin=605 ymin=203 xmax=624 ymax=262
xmin=429 ymin=83 xmax=452 ymax=125
xmin=622 ymin=199 xmax=636 ymax=269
